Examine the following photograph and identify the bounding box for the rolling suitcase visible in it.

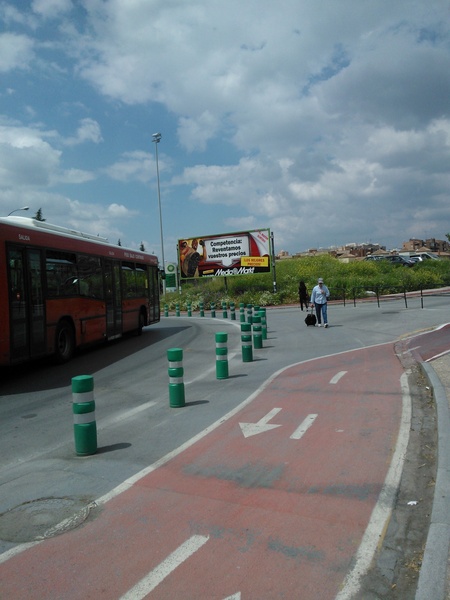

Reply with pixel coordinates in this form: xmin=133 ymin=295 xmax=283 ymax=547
xmin=305 ymin=307 xmax=317 ymax=327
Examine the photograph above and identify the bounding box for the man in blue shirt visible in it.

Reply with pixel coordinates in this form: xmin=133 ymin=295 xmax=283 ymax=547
xmin=310 ymin=278 xmax=330 ymax=327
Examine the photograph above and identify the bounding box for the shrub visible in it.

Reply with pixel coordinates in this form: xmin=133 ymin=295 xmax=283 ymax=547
xmin=161 ymin=256 xmax=450 ymax=310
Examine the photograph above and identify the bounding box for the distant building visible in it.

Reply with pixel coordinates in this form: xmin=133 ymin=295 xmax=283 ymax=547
xmin=401 ymin=238 xmax=449 ymax=254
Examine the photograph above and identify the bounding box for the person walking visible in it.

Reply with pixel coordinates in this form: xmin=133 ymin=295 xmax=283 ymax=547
xmin=298 ymin=280 xmax=309 ymax=311
xmin=310 ymin=278 xmax=330 ymax=327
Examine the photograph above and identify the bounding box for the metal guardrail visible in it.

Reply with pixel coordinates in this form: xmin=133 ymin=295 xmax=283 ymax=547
xmin=331 ymin=286 xmax=450 ymax=309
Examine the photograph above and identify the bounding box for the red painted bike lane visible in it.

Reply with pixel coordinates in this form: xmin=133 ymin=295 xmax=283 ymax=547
xmin=0 ymin=343 xmax=406 ymax=600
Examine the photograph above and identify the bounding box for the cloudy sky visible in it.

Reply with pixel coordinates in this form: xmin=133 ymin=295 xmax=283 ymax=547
xmin=1 ymin=0 xmax=449 ymax=262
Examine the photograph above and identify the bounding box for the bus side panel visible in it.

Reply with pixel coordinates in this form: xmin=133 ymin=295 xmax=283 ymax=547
xmin=121 ymin=300 xmax=141 ymax=333
xmin=45 ymin=298 xmax=107 ymax=353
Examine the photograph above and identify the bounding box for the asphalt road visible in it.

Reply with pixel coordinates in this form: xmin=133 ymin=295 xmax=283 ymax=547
xmin=0 ymin=293 xmax=449 ymax=598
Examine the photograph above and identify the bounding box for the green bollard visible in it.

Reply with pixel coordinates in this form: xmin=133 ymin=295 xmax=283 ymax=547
xmin=260 ymin=309 xmax=267 ymax=340
xmin=261 ymin=307 xmax=268 ymax=330
xmin=230 ymin=302 xmax=236 ymax=320
xmin=222 ymin=302 xmax=228 ymax=318
xmin=187 ymin=303 xmax=192 ymax=317
xmin=211 ymin=302 xmax=216 ymax=318
xmin=252 ymin=315 xmax=263 ymax=349
xmin=72 ymin=375 xmax=97 ymax=456
xmin=247 ymin=304 xmax=253 ymax=324
xmin=176 ymin=303 xmax=180 ymax=317
xmin=200 ymin=302 xmax=205 ymax=317
xmin=164 ymin=303 xmax=169 ymax=317
xmin=215 ymin=332 xmax=229 ymax=379
xmin=241 ymin=323 xmax=253 ymax=362
xmin=167 ymin=348 xmax=185 ymax=408
xmin=239 ymin=303 xmax=246 ymax=323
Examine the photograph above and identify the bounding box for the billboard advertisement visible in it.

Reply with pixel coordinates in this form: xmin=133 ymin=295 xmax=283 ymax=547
xmin=178 ymin=229 xmax=271 ymax=279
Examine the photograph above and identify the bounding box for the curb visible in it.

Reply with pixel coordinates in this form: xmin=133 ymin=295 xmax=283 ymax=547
xmin=415 ymin=362 xmax=450 ymax=600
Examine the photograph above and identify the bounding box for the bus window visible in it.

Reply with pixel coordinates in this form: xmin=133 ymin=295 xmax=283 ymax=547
xmin=136 ymin=266 xmax=147 ymax=297
xmin=121 ymin=262 xmax=137 ymax=297
xmin=46 ymin=251 xmax=78 ymax=297
xmin=77 ymin=255 xmax=104 ymax=298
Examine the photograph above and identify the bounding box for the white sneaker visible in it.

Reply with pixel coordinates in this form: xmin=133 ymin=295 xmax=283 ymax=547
xmin=324 ymin=323 xmax=328 ymax=328
xmin=318 ymin=323 xmax=322 ymax=327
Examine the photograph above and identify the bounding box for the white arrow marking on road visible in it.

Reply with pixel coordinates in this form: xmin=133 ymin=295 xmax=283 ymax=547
xmin=120 ymin=535 xmax=209 ymax=600
xmin=290 ymin=414 xmax=318 ymax=440
xmin=329 ymin=370 xmax=347 ymax=384
xmin=223 ymin=593 xmax=241 ymax=600
xmin=239 ymin=408 xmax=282 ymax=438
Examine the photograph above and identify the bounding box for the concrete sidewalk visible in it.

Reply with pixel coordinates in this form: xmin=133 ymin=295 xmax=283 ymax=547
xmin=416 ymin=354 xmax=450 ymax=600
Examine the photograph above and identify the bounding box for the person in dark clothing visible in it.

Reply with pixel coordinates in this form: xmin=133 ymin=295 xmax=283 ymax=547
xmin=298 ymin=280 xmax=309 ymax=311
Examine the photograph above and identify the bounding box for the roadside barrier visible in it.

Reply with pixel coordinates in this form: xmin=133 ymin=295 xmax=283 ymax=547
xmin=247 ymin=304 xmax=253 ymax=324
xmin=241 ymin=322 xmax=253 ymax=362
xmin=239 ymin=303 xmax=246 ymax=323
xmin=260 ymin=308 xmax=267 ymax=340
xmin=210 ymin=302 xmax=216 ymax=318
xmin=230 ymin=302 xmax=236 ymax=320
xmin=176 ymin=303 xmax=180 ymax=317
xmin=187 ymin=303 xmax=192 ymax=317
xmin=167 ymin=348 xmax=185 ymax=408
xmin=252 ymin=314 xmax=263 ymax=349
xmin=222 ymin=301 xmax=228 ymax=318
xmin=72 ymin=375 xmax=97 ymax=456
xmin=164 ymin=304 xmax=169 ymax=317
xmin=215 ymin=332 xmax=229 ymax=379
xmin=200 ymin=302 xmax=205 ymax=317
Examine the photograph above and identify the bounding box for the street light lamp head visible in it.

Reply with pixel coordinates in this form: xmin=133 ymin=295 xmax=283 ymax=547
xmin=7 ymin=206 xmax=29 ymax=216
xmin=152 ymin=132 xmax=162 ymax=142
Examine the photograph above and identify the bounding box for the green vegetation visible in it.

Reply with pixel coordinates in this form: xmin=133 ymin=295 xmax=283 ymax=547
xmin=161 ymin=255 xmax=450 ymax=310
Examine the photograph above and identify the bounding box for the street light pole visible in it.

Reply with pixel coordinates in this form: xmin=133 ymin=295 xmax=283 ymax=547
xmin=152 ymin=132 xmax=165 ymax=295
xmin=7 ymin=206 xmax=29 ymax=216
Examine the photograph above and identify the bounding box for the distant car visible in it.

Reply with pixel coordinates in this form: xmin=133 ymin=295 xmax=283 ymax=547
xmin=365 ymin=255 xmax=414 ymax=266
xmin=383 ymin=255 xmax=415 ymax=267
xmin=409 ymin=253 xmax=440 ymax=261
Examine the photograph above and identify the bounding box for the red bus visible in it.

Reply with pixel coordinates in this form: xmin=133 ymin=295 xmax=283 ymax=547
xmin=0 ymin=216 xmax=160 ymax=365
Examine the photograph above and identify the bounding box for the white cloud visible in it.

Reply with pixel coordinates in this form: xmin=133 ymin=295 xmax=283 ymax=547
xmin=64 ymin=118 xmax=103 ymax=146
xmin=1 ymin=0 xmax=450 ymax=253
xmin=0 ymin=32 xmax=34 ymax=72
xmin=0 ymin=123 xmax=60 ymax=187
xmin=103 ymin=151 xmax=153 ymax=183
xmin=31 ymin=0 xmax=73 ymax=19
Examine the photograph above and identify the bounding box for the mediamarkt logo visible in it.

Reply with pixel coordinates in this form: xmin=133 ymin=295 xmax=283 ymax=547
xmin=215 ymin=267 xmax=256 ymax=276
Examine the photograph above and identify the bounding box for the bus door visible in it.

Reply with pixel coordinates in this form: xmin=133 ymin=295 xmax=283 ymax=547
xmin=104 ymin=260 xmax=122 ymax=339
xmin=7 ymin=246 xmax=46 ymax=362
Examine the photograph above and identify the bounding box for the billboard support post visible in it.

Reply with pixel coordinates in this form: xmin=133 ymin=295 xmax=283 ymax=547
xmin=271 ymin=231 xmax=277 ymax=293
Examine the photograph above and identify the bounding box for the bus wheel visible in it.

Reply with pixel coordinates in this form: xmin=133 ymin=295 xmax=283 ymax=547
xmin=137 ymin=311 xmax=145 ymax=336
xmin=54 ymin=320 xmax=75 ymax=363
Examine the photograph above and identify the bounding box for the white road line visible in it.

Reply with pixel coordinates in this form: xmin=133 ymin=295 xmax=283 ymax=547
xmin=425 ymin=348 xmax=450 ymax=362
xmin=290 ymin=414 xmax=318 ymax=440
xmin=329 ymin=371 xmax=347 ymax=384
xmin=97 ymin=401 xmax=157 ymax=430
xmin=0 ymin=340 xmax=406 ymax=566
xmin=120 ymin=535 xmax=209 ymax=600
xmin=334 ymin=371 xmax=412 ymax=600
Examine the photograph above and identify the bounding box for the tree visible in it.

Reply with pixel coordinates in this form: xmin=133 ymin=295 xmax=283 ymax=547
xmin=446 ymin=233 xmax=450 ymax=243
xmin=34 ymin=208 xmax=46 ymax=222
xmin=140 ymin=242 xmax=146 ymax=251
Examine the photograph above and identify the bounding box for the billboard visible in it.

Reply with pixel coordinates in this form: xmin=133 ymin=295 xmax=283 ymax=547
xmin=178 ymin=229 xmax=271 ymax=279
